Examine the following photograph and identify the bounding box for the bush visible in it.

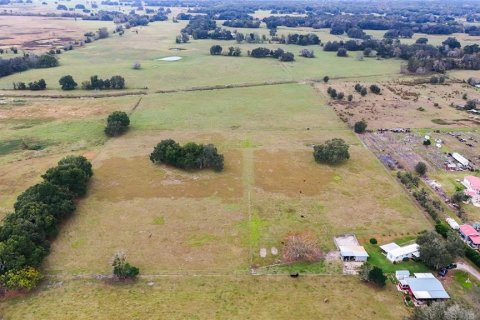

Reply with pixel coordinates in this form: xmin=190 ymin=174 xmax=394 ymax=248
xmin=313 ymin=138 xmax=350 ymax=165
xmin=369 ymin=266 xmax=387 ymax=287
xmin=369 ymin=238 xmax=377 ymax=244
xmin=337 ymin=48 xmax=348 ymax=57
xmin=0 ymin=267 xmax=42 ymax=291
xmin=105 ymin=111 xmax=130 ymax=137
xmin=150 ymin=139 xmax=224 ymax=172
xmin=323 ymin=76 xmax=329 ymax=83
xmin=282 ymin=231 xmax=323 ymax=263
xmin=435 ymin=222 xmax=450 ymax=238
xmin=360 ymin=87 xmax=368 ymax=96
xmin=369 ymin=84 xmax=381 ymax=94
xmin=354 ymin=120 xmax=367 ymax=133
xmin=210 ymin=45 xmax=223 ymax=55
xmin=112 ymin=252 xmax=139 ymax=280
xmin=415 ymin=162 xmax=427 ymax=175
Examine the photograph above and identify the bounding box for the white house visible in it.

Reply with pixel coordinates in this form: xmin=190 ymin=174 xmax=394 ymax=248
xmin=380 ymin=242 xmax=420 ymax=263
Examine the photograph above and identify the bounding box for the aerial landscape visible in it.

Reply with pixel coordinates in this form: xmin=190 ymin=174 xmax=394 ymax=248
xmin=0 ymin=0 xmax=479 ymax=318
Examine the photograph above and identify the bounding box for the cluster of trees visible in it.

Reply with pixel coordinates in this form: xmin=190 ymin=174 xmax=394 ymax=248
xmin=105 ymin=111 xmax=130 ymax=137
xmin=249 ymin=47 xmax=294 ymax=61
xmin=150 ymin=139 xmax=224 ymax=172
xmin=222 ymin=18 xmax=261 ymax=28
xmin=13 ymin=79 xmax=47 ymax=91
xmin=181 ymin=15 xmax=235 ymax=40
xmin=0 ymin=54 xmax=58 ymax=78
xmin=81 ymin=75 xmax=126 ymax=90
xmin=417 ymin=231 xmax=464 ymax=270
xmin=210 ymin=45 xmax=241 ymax=57
xmin=285 ymin=33 xmax=320 ymax=46
xmin=327 ymin=87 xmax=345 ymax=100
xmin=0 ymin=156 xmax=92 ymax=290
xmin=354 ymin=84 xmax=368 ymax=96
xmin=313 ymin=138 xmax=350 ymax=165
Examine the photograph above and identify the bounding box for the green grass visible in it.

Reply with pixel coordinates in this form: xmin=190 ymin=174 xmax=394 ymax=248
xmin=454 ymin=271 xmax=476 ymax=290
xmin=264 ymin=261 xmax=327 ymax=274
xmin=364 ymin=243 xmax=430 ymax=274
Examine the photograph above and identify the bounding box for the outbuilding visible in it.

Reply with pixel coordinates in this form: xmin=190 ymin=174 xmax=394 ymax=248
xmin=452 ymin=153 xmax=469 ymax=167
xmin=338 ymin=245 xmax=369 ymax=262
xmin=403 ymin=274 xmax=450 ymax=301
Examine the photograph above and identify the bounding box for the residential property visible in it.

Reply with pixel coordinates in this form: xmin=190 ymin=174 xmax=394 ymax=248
xmin=463 ymin=175 xmax=480 ymax=207
xmin=395 ymin=270 xmax=410 ymax=281
xmin=380 ymin=242 xmax=420 ymax=263
xmin=398 ymin=273 xmax=450 ymax=302
xmin=446 ymin=217 xmax=460 ymax=230
xmin=459 ymin=224 xmax=480 ymax=249
xmin=338 ymin=245 xmax=369 ymax=262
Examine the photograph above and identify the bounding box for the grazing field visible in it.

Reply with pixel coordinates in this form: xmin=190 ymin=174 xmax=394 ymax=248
xmin=0 ymin=19 xmax=403 ymax=92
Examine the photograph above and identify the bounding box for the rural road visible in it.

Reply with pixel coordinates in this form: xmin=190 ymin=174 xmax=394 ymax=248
xmin=456 ymin=261 xmax=480 ymax=281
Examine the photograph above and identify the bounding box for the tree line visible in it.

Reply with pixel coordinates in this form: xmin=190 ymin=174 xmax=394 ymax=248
xmin=0 ymin=156 xmax=93 ymax=291
xmin=0 ymin=54 xmax=58 ymax=78
xmin=58 ymin=75 xmax=126 ymax=91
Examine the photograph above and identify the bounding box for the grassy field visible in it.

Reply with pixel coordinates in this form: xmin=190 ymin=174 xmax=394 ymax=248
xmin=0 ymin=19 xmax=403 ymax=92
xmin=0 ymin=277 xmax=408 ymax=320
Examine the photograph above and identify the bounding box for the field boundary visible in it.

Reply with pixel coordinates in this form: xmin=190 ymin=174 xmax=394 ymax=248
xmin=155 ymin=80 xmax=297 ymax=94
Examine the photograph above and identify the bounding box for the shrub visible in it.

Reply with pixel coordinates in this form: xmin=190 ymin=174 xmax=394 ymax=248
xmin=282 ymin=231 xmax=323 ymax=263
xmin=313 ymin=138 xmax=350 ymax=165
xmin=0 ymin=267 xmax=42 ymax=291
xmin=210 ymin=45 xmax=223 ymax=55
xmin=369 ymin=266 xmax=387 ymax=287
xmin=369 ymin=84 xmax=381 ymax=94
xmin=337 ymin=48 xmax=347 ymax=57
xmin=354 ymin=120 xmax=367 ymax=133
xmin=336 ymin=92 xmax=344 ymax=100
xmin=323 ymin=76 xmax=329 ymax=83
xmin=150 ymin=139 xmax=224 ymax=172
xmin=435 ymin=222 xmax=449 ymax=238
xmin=105 ymin=111 xmax=130 ymax=137
xmin=369 ymin=238 xmax=377 ymax=244
xmin=112 ymin=252 xmax=139 ymax=280
xmin=133 ymin=62 xmax=141 ymax=70
xmin=360 ymin=87 xmax=368 ymax=96
xmin=347 ymin=94 xmax=353 ymax=102
xmin=279 ymin=52 xmax=294 ymax=62
xmin=415 ymin=162 xmax=427 ymax=175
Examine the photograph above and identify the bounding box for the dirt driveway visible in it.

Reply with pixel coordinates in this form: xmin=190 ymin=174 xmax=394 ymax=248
xmin=456 ymin=260 xmax=480 ymax=281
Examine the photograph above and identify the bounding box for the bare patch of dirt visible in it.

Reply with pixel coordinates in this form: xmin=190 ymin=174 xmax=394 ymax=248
xmin=90 ymin=152 xmax=243 ymax=201
xmin=254 ymin=149 xmax=334 ymax=197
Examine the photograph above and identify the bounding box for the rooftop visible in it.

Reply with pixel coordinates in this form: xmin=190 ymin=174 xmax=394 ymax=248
xmin=338 ymin=245 xmax=369 ymax=258
xmin=465 ymin=176 xmax=480 ymax=191
xmin=460 ymin=224 xmax=480 ymax=237
xmin=380 ymin=242 xmax=400 ymax=253
xmin=405 ymin=277 xmax=449 ymax=300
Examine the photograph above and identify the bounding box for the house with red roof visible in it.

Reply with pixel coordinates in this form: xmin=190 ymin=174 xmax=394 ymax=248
xmin=459 ymin=224 xmax=480 ymax=249
xmin=462 ymin=176 xmax=480 ymax=207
